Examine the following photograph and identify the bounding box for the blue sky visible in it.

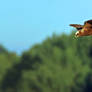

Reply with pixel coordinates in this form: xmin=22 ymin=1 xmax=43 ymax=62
xmin=0 ymin=0 xmax=92 ymax=54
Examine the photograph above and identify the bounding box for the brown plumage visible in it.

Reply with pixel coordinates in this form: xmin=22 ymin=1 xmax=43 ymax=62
xmin=70 ymin=20 xmax=92 ymax=37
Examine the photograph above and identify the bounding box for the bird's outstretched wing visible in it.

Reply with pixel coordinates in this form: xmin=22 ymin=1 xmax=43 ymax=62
xmin=82 ymin=20 xmax=92 ymax=34
xmin=69 ymin=24 xmax=83 ymax=30
xmin=84 ymin=20 xmax=92 ymax=25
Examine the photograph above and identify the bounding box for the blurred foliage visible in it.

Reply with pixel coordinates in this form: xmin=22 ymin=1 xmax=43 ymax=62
xmin=0 ymin=32 xmax=92 ymax=92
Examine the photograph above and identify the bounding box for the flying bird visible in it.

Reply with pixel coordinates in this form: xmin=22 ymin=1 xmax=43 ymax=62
xmin=70 ymin=20 xmax=92 ymax=37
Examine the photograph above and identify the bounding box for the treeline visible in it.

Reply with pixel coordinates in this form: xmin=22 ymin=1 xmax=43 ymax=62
xmin=0 ymin=32 xmax=92 ymax=92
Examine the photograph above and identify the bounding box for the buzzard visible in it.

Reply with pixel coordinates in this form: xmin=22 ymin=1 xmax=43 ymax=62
xmin=70 ymin=20 xmax=92 ymax=37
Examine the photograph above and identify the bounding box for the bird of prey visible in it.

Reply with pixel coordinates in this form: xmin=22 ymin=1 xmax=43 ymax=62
xmin=70 ymin=20 xmax=92 ymax=37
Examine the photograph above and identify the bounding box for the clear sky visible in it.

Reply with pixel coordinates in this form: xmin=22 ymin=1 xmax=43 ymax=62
xmin=0 ymin=0 xmax=92 ymax=54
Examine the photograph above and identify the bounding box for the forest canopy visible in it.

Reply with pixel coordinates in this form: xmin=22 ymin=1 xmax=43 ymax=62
xmin=0 ymin=32 xmax=92 ymax=92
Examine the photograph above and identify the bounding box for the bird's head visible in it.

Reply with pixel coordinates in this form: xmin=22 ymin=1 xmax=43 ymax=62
xmin=75 ymin=31 xmax=80 ymax=37
xmin=75 ymin=28 xmax=85 ymax=37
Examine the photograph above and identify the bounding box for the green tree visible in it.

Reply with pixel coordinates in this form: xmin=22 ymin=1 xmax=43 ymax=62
xmin=1 ymin=32 xmax=92 ymax=92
